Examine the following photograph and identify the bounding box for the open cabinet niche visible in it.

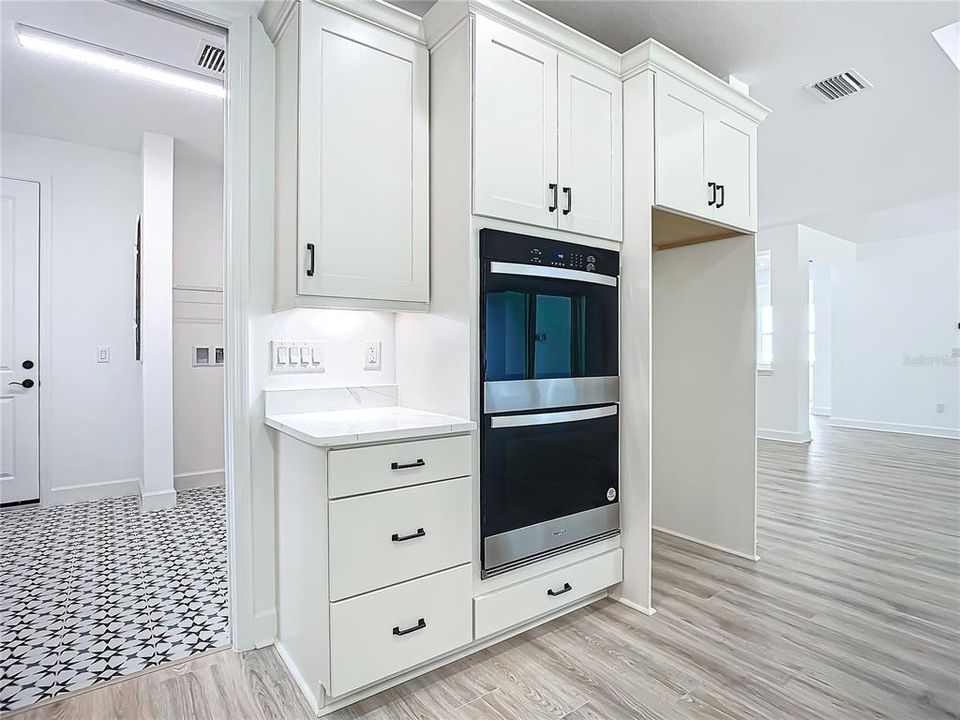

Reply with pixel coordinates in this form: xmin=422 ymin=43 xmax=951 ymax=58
xmin=651 ymin=211 xmax=758 ymax=576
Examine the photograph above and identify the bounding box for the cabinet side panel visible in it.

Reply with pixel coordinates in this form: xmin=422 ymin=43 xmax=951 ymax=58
xmin=276 ymin=434 xmax=331 ymax=705
xmin=614 ymin=70 xmax=654 ymax=612
xmin=397 ymin=21 xmax=472 ymax=419
xmin=274 ymin=10 xmax=299 ymax=310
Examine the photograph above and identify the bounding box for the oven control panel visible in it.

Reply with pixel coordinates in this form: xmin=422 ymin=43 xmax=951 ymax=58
xmin=480 ymin=229 xmax=619 ymax=278
xmin=529 ymin=248 xmax=598 ymax=272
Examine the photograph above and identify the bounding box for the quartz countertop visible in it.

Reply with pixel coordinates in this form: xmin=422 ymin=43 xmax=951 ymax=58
xmin=264 ymin=406 xmax=476 ymax=447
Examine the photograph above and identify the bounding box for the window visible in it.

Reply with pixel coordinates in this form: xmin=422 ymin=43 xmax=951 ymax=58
xmin=757 ymin=250 xmax=773 ymax=372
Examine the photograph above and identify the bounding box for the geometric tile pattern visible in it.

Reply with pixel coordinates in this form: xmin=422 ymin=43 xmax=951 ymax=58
xmin=0 ymin=487 xmax=228 ymax=712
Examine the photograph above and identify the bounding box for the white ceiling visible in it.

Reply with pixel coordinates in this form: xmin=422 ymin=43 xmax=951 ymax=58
xmin=0 ymin=1 xmax=224 ymax=165
xmin=395 ymin=0 xmax=960 ymax=243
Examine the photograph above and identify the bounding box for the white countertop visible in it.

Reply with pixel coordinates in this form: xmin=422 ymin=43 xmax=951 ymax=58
xmin=264 ymin=406 xmax=476 ymax=447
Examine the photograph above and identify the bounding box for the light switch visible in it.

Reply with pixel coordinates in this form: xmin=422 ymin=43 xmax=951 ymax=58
xmin=299 ymin=346 xmax=312 ymax=364
xmin=97 ymin=346 xmax=110 ymax=363
xmin=311 ymin=345 xmax=323 ymax=364
xmin=276 ymin=345 xmax=289 ymax=365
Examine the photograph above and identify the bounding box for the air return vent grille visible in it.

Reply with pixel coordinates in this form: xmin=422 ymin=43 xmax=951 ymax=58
xmin=806 ymin=69 xmax=872 ymax=102
xmin=194 ymin=40 xmax=225 ymax=75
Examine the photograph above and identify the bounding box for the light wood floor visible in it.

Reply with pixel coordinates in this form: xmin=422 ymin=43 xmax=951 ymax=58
xmin=10 ymin=421 xmax=959 ymax=719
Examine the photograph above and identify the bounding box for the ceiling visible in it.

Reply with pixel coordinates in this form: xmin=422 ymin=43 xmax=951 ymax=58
xmin=0 ymin=1 xmax=224 ymax=165
xmin=393 ymin=0 xmax=960 ymax=243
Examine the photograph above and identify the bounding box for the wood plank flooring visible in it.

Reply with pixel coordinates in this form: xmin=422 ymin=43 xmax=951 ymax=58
xmin=9 ymin=421 xmax=959 ymax=719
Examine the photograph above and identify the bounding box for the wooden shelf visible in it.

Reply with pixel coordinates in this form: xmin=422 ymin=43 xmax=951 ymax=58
xmin=652 ymin=208 xmax=744 ymax=251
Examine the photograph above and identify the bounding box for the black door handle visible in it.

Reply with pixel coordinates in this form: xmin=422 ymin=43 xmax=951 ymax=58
xmin=548 ymin=183 xmax=558 ymax=212
xmin=392 ymin=528 xmax=426 ymax=542
xmin=8 ymin=379 xmax=35 ymax=389
xmin=547 ymin=582 xmax=572 ymax=597
xmin=393 ymin=618 xmax=426 ymax=636
xmin=707 ymin=182 xmax=716 ymax=207
xmin=22 ymin=360 xmax=34 ymax=370
xmin=306 ymin=243 xmax=315 ymax=277
xmin=562 ymin=187 xmax=572 ymax=215
xmin=716 ymin=184 xmax=725 ymax=209
xmin=391 ymin=459 xmax=425 ymax=470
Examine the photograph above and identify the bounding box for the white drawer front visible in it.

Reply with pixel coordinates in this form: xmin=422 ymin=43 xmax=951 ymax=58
xmin=328 ymin=434 xmax=471 ymax=499
xmin=329 ymin=477 xmax=472 ymax=600
xmin=474 ymin=548 xmax=622 ymax=639
xmin=329 ymin=564 xmax=472 ymax=697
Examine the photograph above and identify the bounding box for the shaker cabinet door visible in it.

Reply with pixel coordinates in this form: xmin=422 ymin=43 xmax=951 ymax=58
xmin=706 ymin=109 xmax=757 ymax=232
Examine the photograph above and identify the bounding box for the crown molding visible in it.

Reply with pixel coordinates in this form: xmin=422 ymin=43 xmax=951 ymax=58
xmin=621 ymin=39 xmax=771 ymax=124
xmin=260 ymin=0 xmax=425 ymax=44
xmin=258 ymin=0 xmax=296 ymax=42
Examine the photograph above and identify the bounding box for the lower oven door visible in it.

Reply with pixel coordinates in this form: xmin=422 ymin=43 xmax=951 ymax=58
xmin=481 ymin=404 xmax=620 ymax=576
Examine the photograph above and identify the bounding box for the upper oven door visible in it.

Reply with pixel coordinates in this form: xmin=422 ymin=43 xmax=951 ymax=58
xmin=482 ymin=261 xmax=619 ymax=413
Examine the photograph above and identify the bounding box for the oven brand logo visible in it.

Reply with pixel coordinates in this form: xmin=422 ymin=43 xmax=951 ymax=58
xmin=607 ymin=488 xmax=617 ymax=501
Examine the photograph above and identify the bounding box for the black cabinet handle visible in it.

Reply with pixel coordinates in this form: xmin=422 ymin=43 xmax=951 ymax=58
xmin=547 ymin=582 xmax=572 ymax=597
xmin=393 ymin=618 xmax=427 ymax=636
xmin=306 ymin=243 xmax=315 ymax=277
xmin=562 ymin=186 xmax=572 ymax=215
xmin=707 ymin=182 xmax=716 ymax=207
xmin=392 ymin=528 xmax=426 ymax=542
xmin=548 ymin=183 xmax=558 ymax=212
xmin=390 ymin=458 xmax=425 ymax=470
xmin=716 ymin=184 xmax=725 ymax=209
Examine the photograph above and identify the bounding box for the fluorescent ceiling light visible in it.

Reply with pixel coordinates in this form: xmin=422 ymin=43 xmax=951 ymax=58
xmin=16 ymin=23 xmax=225 ymax=99
xmin=932 ymin=21 xmax=960 ymax=73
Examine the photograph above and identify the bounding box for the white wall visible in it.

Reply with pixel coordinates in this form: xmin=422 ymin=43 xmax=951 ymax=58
xmin=831 ymin=231 xmax=960 ymax=438
xmin=810 ymin=262 xmax=832 ymax=416
xmin=172 ymin=157 xmax=224 ymax=489
xmin=652 ymin=236 xmax=758 ymax=560
xmin=756 ymin=224 xmax=811 ymax=443
xmin=140 ymin=132 xmax=176 ymax=511
xmin=1 ymin=131 xmax=143 ymax=504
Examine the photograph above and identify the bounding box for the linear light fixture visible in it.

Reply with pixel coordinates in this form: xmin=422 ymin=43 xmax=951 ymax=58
xmin=16 ymin=23 xmax=225 ymax=99
xmin=932 ymin=22 xmax=960 ymax=73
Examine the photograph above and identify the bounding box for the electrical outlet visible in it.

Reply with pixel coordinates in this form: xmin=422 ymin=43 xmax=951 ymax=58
xmin=364 ymin=341 xmax=382 ymax=371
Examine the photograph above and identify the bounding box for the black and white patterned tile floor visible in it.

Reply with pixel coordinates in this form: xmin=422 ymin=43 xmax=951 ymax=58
xmin=0 ymin=487 xmax=229 ymax=712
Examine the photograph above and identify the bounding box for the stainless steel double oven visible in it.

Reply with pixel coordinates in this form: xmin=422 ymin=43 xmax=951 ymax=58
xmin=480 ymin=229 xmax=620 ymax=577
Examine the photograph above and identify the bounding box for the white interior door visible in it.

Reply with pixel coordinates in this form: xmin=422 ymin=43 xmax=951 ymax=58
xmin=557 ymin=54 xmax=622 ymax=241
xmin=1 ymin=178 xmax=40 ymax=505
xmin=473 ymin=15 xmax=558 ymax=229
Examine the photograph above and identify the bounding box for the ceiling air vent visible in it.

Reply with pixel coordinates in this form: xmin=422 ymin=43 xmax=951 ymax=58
xmin=806 ymin=69 xmax=872 ymax=102
xmin=194 ymin=40 xmax=225 ymax=76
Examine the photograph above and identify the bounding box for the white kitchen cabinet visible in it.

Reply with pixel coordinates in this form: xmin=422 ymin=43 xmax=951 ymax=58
xmin=273 ymin=2 xmax=429 ymax=311
xmin=473 ymin=15 xmax=622 ymax=242
xmin=557 ymin=54 xmax=623 ymax=241
xmin=654 ymin=72 xmax=757 ymax=232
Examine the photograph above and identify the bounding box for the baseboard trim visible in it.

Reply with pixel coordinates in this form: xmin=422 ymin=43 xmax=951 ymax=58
xmin=757 ymin=428 xmax=812 ymax=443
xmin=810 ymin=406 xmax=831 ymax=417
xmin=608 ymin=593 xmax=656 ymax=616
xmin=46 ymin=477 xmax=141 ymax=506
xmin=275 ymin=641 xmax=322 ymax=716
xmin=140 ymin=488 xmax=177 ymax=512
xmin=829 ymin=417 xmax=959 ymax=440
xmin=253 ymin=608 xmax=277 ymax=649
xmin=174 ymin=468 xmax=225 ymax=490
xmin=653 ymin=525 xmax=760 ymax=562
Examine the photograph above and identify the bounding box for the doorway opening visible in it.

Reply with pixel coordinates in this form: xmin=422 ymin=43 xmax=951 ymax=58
xmin=1 ymin=0 xmax=228 ymax=710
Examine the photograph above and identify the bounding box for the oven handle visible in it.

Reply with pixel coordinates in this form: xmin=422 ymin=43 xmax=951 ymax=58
xmin=490 ymin=404 xmax=618 ymax=428
xmin=489 ymin=261 xmax=617 ymax=288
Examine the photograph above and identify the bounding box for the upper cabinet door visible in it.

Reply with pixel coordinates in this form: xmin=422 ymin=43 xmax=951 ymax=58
xmin=297 ymin=3 xmax=428 ymax=302
xmin=557 ymin=55 xmax=622 ymax=241
xmin=706 ymin=108 xmax=757 ymax=232
xmin=654 ymin=73 xmax=709 ymax=220
xmin=473 ymin=15 xmax=558 ymax=229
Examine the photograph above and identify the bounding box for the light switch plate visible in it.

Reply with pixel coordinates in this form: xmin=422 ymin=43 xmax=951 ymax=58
xmin=271 ymin=341 xmax=325 ymax=373
xmin=97 ymin=346 xmax=110 ymax=363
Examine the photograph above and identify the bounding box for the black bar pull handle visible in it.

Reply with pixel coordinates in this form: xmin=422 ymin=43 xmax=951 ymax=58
xmin=716 ymin=184 xmax=725 ymax=209
xmin=392 ymin=528 xmax=426 ymax=542
xmin=306 ymin=243 xmax=315 ymax=276
xmin=707 ymin=182 xmax=716 ymax=207
xmin=562 ymin=186 xmax=572 ymax=215
xmin=547 ymin=582 xmax=572 ymax=597
xmin=393 ymin=618 xmax=427 ymax=636
xmin=391 ymin=458 xmax=425 ymax=470
xmin=548 ymin=183 xmax=558 ymax=212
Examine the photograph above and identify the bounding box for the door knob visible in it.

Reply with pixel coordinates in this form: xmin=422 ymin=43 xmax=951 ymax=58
xmin=9 ymin=379 xmax=35 ymax=389
xmin=22 ymin=360 xmax=34 ymax=370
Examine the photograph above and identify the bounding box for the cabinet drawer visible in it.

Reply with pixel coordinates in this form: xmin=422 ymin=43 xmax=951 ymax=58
xmin=328 ymin=434 xmax=471 ymax=498
xmin=474 ymin=548 xmax=622 ymax=639
xmin=329 ymin=477 xmax=471 ymax=600
xmin=329 ymin=564 xmax=472 ymax=697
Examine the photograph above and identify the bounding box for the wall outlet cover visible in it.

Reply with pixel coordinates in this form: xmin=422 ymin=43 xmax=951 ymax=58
xmin=97 ymin=346 xmax=110 ymax=363
xmin=364 ymin=341 xmax=382 ymax=371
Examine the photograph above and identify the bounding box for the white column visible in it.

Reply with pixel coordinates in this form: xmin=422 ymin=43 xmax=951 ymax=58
xmin=140 ymin=132 xmax=176 ymax=511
